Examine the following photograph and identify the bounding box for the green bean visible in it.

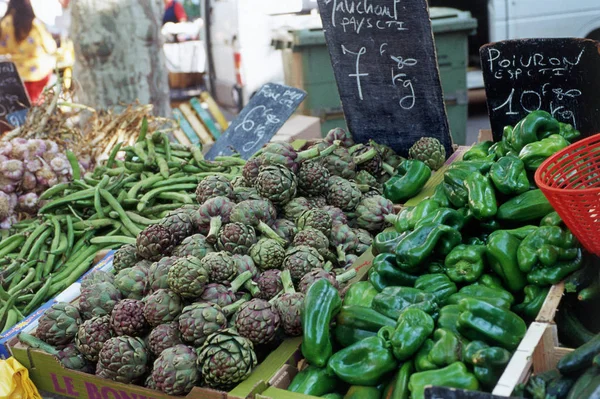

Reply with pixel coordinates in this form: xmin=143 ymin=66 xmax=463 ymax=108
xmin=151 ymin=176 xmax=199 ymax=188
xmin=71 ymin=179 xmax=93 ymax=190
xmin=8 ymin=268 xmax=36 ymax=295
xmin=141 ymin=203 xmax=182 ymax=216
xmin=66 ymin=150 xmax=81 ymax=180
xmin=0 ymin=234 xmax=25 ymax=258
xmin=156 ymin=192 xmax=194 ymax=204
xmin=26 ymin=229 xmax=52 ymax=262
xmin=0 ymin=283 xmax=11 ymax=301
xmin=156 ymin=148 xmax=189 ymax=158
xmin=35 ymin=242 xmax=48 ymax=280
xmin=17 ymin=294 xmax=34 ymax=304
xmin=124 ymin=162 xmax=145 ymax=173
xmin=107 ymin=142 xmax=123 ymax=168
xmin=94 ymin=176 xmax=110 ymax=219
xmin=157 ymin=155 xmax=169 ymax=178
xmin=182 ymin=164 xmax=203 ymax=174
xmin=39 ymin=182 xmax=71 ymax=200
xmin=90 ymin=236 xmax=136 ymax=246
xmin=137 ymin=184 xmax=197 ymax=212
xmin=39 ymin=188 xmax=95 ymax=213
xmin=19 ymin=223 xmax=50 ymax=258
xmin=128 ymin=174 xmax=163 ymax=198
xmin=133 ymin=141 xmax=148 ymax=163
xmin=167 ymin=161 xmax=188 ymax=169
xmin=51 ymin=233 xmax=68 ymax=255
xmin=99 ymin=189 xmax=143 ymax=235
xmin=138 ymin=117 xmax=148 ymax=142
xmin=1 ymin=309 xmax=17 ymax=333
xmin=65 ymin=216 xmax=74 ymax=258
xmin=83 ymin=175 xmax=100 ymax=186
xmin=72 ymin=218 xmax=120 ymax=230
xmin=22 ymin=276 xmax=53 ymax=315
xmin=104 ymin=167 xmax=128 ymax=176
xmin=43 ymin=217 xmax=62 ymax=277
xmin=52 ymin=245 xmax=99 ymax=281
xmin=125 ymin=212 xmax=161 ymax=226
xmin=159 ymin=132 xmax=172 ymax=161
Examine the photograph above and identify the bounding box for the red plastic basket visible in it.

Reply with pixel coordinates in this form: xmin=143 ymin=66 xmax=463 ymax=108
xmin=535 ymin=133 xmax=600 ymax=256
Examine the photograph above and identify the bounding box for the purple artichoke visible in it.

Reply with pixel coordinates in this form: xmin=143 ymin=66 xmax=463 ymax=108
xmin=255 ymin=269 xmax=283 ymax=300
xmin=234 ymin=299 xmax=280 ymax=345
xmin=142 ymin=289 xmax=184 ymax=327
xmin=216 ymin=222 xmax=257 ymax=255
xmin=273 ymin=270 xmax=304 ymax=336
xmin=229 ymin=200 xmax=285 ymax=245
xmin=354 ymin=195 xmax=394 ymax=232
xmin=195 ymin=175 xmax=234 ymax=204
xmin=148 ymin=322 xmax=183 ymax=356
xmin=297 ymin=161 xmax=330 ymax=197
xmin=110 ymin=299 xmax=148 ymax=337
xmin=282 ymin=245 xmax=324 ymax=283
xmin=196 ymin=196 xmax=235 ymax=243
xmin=255 ymin=164 xmax=298 ymax=205
xmin=327 ymin=176 xmax=362 ymax=211
xmin=201 ymin=251 xmax=237 ymax=283
xmin=272 ymin=218 xmax=298 ymax=245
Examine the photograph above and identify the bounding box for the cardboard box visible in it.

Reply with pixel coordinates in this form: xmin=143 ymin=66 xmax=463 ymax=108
xmin=272 ymin=115 xmax=322 ymax=142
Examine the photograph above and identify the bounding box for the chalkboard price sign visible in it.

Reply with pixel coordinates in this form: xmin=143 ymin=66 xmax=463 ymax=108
xmin=315 ymin=0 xmax=452 ymax=157
xmin=7 ymin=109 xmax=27 ymax=128
xmin=204 ymin=83 xmax=306 ymax=160
xmin=0 ymin=61 xmax=30 ymax=132
xmin=481 ymin=38 xmax=600 ymax=141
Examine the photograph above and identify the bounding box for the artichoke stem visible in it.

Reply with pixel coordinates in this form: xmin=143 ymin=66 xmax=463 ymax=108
xmin=222 ymin=295 xmax=249 ymax=317
xmin=279 ymin=270 xmax=296 ymax=294
xmin=323 ymin=261 xmax=333 ymax=272
xmin=356 ymin=183 xmax=371 ymax=193
xmin=257 ymin=222 xmax=287 ymax=246
xmin=353 ymin=148 xmax=377 ymax=165
xmin=384 ymin=213 xmax=399 ymax=225
xmin=335 ymin=246 xmax=346 ymax=263
xmin=297 ymin=141 xmax=339 ymax=161
xmin=336 ymin=269 xmax=357 ymax=283
xmin=243 ymin=280 xmax=261 ymax=297
xmin=230 ymin=270 xmax=253 ymax=293
xmin=382 ymin=162 xmax=397 ymax=176
xmin=206 ymin=216 xmax=223 ymax=244
xmin=18 ymin=332 xmax=59 ymax=356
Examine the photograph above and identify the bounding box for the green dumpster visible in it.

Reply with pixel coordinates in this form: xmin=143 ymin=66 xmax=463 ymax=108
xmin=277 ymin=7 xmax=477 ymax=143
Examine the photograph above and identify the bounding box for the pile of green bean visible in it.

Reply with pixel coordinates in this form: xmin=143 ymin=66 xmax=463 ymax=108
xmin=0 ymin=122 xmax=245 ymax=332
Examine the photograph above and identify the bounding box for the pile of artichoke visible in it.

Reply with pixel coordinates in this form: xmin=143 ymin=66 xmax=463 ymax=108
xmin=26 ymin=128 xmax=407 ymax=395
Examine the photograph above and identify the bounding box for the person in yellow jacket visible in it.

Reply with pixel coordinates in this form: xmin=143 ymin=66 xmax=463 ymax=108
xmin=0 ymin=0 xmax=56 ymax=104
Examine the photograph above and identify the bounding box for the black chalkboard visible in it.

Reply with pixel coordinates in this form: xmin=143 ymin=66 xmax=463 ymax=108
xmin=0 ymin=62 xmax=30 ymax=132
xmin=425 ymin=386 xmax=517 ymax=399
xmin=480 ymin=38 xmax=600 ymax=142
xmin=7 ymin=109 xmax=27 ymax=127
xmin=315 ymin=0 xmax=452 ymax=158
xmin=204 ymin=83 xmax=306 ymax=160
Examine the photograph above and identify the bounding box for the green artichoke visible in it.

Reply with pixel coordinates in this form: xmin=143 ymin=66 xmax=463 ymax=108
xmin=148 ymin=257 xmax=178 ymax=292
xmin=249 ymin=238 xmax=285 ymax=271
xmin=178 ymin=302 xmax=227 ymax=346
xmin=201 ymin=251 xmax=237 ymax=283
xmin=196 ymin=328 xmax=257 ymax=389
xmin=172 ymin=234 xmax=214 ymax=258
xmin=282 ymin=245 xmax=324 ymax=283
xmin=148 ymin=322 xmax=182 ymax=356
xmin=320 ymin=147 xmax=356 ymax=180
xmin=110 ymin=299 xmax=148 ymax=337
xmin=298 ymin=268 xmax=356 ymax=293
xmin=258 ymin=143 xmax=300 ymax=173
xmin=354 ymin=170 xmax=383 ymax=192
xmin=408 ymin=137 xmax=446 ymax=170
xmin=282 ymin=197 xmax=311 ymax=221
xmin=143 ymin=289 xmax=184 ymax=327
xmin=200 ymin=271 xmax=256 ymax=307
xmin=151 ymin=344 xmax=199 ymax=395
xmin=306 ymin=196 xmax=327 ymax=208
xmin=80 ymin=270 xmax=115 ymax=291
xmin=321 ymin=205 xmax=348 ymax=225
xmin=233 ymin=186 xmax=262 ymax=203
xmin=230 ymin=200 xmax=285 ymax=245
xmin=324 ymin=127 xmax=354 ymax=148
xmin=327 ymin=176 xmax=362 ymax=211
xmin=159 ymin=208 xmax=195 ymax=245
xmin=216 ymin=222 xmax=257 ymax=255
xmin=114 ymin=265 xmax=149 ymax=300
xmin=273 ymin=270 xmax=304 ymax=336
xmin=112 ymin=244 xmax=139 ymax=273
xmin=354 ymin=195 xmax=394 ymax=232
xmin=79 ymin=282 xmax=122 ymax=319
xmin=230 ymin=176 xmax=248 ymax=188
xmin=354 ymin=228 xmax=373 ymax=254
xmin=167 ymin=256 xmax=209 ymax=299
xmin=272 ymin=218 xmax=298 ymax=245
xmin=75 ymin=316 xmax=113 ymax=362
xmin=242 ymin=157 xmax=263 ymax=186
xmin=296 ymin=209 xmax=332 ymax=236
xmin=36 ymin=302 xmax=82 ymax=346
xmin=297 ymin=161 xmax=330 ymax=197
xmin=196 ymin=196 xmax=234 ymax=243
xmin=136 ymin=224 xmax=175 ymax=261
xmin=330 ymin=223 xmax=359 ymax=262
xmin=195 ymin=175 xmax=234 ymax=204
xmin=96 ymin=336 xmax=149 ymax=383
xmin=234 ymin=299 xmax=280 ymax=345
xmin=255 ymin=269 xmax=283 ymax=300
xmin=19 ymin=333 xmax=93 ymax=373
xmin=292 ymin=227 xmax=332 ymax=260
xmin=255 ymin=164 xmax=298 ymax=205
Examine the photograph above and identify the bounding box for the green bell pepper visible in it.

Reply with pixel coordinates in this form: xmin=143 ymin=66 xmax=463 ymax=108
xmin=383 ymin=160 xmax=431 ymax=204
xmin=414 ymin=273 xmax=457 ymax=304
xmin=463 ymin=141 xmax=494 ymax=161
xmin=288 ymin=365 xmax=341 ymax=396
xmin=395 ymin=223 xmax=462 ymax=273
xmin=322 ymin=394 xmax=344 ymax=399
xmin=474 ymin=273 xmax=505 ymax=290
xmin=381 ymin=307 xmax=435 ymax=361
xmin=446 ymin=284 xmax=514 ymax=309
xmin=519 ymin=134 xmax=570 ymax=171
xmin=415 ymin=207 xmax=465 ymax=232
xmin=335 ymin=305 xmax=396 ymax=339
xmin=372 ymin=287 xmax=438 ymax=320
xmin=457 ymin=297 xmax=527 ymax=350
xmin=409 ymin=362 xmax=479 ymax=399
xmin=527 ymin=249 xmax=582 ymax=286
xmin=327 ymin=330 xmax=397 ymax=386
xmin=415 ymin=339 xmax=438 ymax=372
xmin=513 ymin=285 xmax=550 ymax=320
xmin=463 ymin=340 xmax=489 ymax=365
xmin=372 ymin=231 xmax=405 ymax=256
xmin=486 ymin=230 xmax=527 ymax=292
xmin=489 ymin=140 xmax=510 ymax=159
xmin=443 ymin=167 xmax=470 ymax=208
xmin=540 ymin=211 xmax=563 ymax=227
xmin=437 ymin=305 xmax=463 ymax=337
xmin=334 ymin=324 xmax=377 ymax=348
xmin=558 ymin=121 xmax=580 ymax=142
xmin=343 ymin=386 xmax=382 ymax=399
xmin=465 ymin=236 xmax=486 ymax=246
xmin=471 ymin=346 xmax=512 ymax=389
xmin=369 ymin=253 xmax=418 ymax=291
xmin=390 ymin=199 xmax=440 ymax=232
xmin=465 ymin=172 xmax=497 ymax=220
xmin=428 ymin=262 xmax=445 ymax=274
xmin=449 ymin=160 xmax=495 ymax=175
xmin=444 ymin=244 xmax=486 ymax=284
xmin=428 ymin=328 xmax=463 ymax=367
xmin=504 ymin=225 xmax=539 ymax=240
xmin=496 ymin=189 xmax=554 ymax=223
xmin=428 ymin=184 xmax=451 ymax=208
xmin=508 ymin=110 xmax=560 ymax=153
xmin=384 ymin=361 xmax=413 ymax=399
xmin=489 ymin=155 xmax=530 ymax=195
xmin=517 ymin=226 xmax=579 ymax=273
xmin=302 ymin=279 xmax=342 ymax=367
xmin=343 ymin=281 xmax=378 ymax=307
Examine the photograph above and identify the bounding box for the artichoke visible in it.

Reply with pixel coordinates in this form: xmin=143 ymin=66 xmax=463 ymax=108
xmin=324 ymin=127 xmax=354 ymax=148
xmin=408 ymin=137 xmax=446 ymax=170
xmin=229 ymin=200 xmax=285 ymax=245
xmin=230 ymin=176 xmax=248 ymax=188
xmin=273 ymin=270 xmax=304 ymax=336
xmin=234 ymin=299 xmax=280 ymax=345
xmin=232 ymin=254 xmax=258 ymax=279
xmin=354 ymin=195 xmax=394 ymax=232
xmin=255 ymin=164 xmax=298 ymax=205
xmin=172 ymin=234 xmax=214 ymax=258
xmin=272 ymin=218 xmax=298 ymax=245
xmin=148 ymin=322 xmax=183 ymax=356
xmin=242 ymin=157 xmax=263 ymax=186
xmin=159 ymin=208 xmax=195 ymax=245
xmin=148 ymin=256 xmax=178 ymax=292
xmin=282 ymin=245 xmax=324 ymax=283
xmin=350 ymin=143 xmax=383 ymax=175
xmin=249 ymin=238 xmax=285 ymax=271
xmin=195 ymin=175 xmax=234 ymax=204
xmin=255 ymin=269 xmax=283 ymax=300
xmin=178 ymin=302 xmax=227 ymax=346
xmin=167 ymin=256 xmax=209 ymax=299
xmin=143 ymin=289 xmax=184 ymax=327
xmin=354 ymin=228 xmax=373 ymax=254
xmin=200 ymin=271 xmax=256 ymax=307
xmin=79 ymin=282 xmax=122 ymax=319
xmin=112 ymin=244 xmax=139 ymax=273
xmin=343 ymin=254 xmax=359 ymax=269
xmin=282 ymin=197 xmax=310 ymax=221
xmin=196 ymin=196 xmax=235 ymax=243
xmin=327 ymin=176 xmax=362 ymax=211
xmin=81 ymin=270 xmax=115 ymax=290
xmin=216 ymin=222 xmax=257 ymax=255
xmin=96 ymin=336 xmax=149 ymax=383
xmin=297 ymin=161 xmax=330 ymax=197
xmin=292 ymin=228 xmax=332 ymax=260
xmin=233 ymin=186 xmax=262 ymax=203
xmin=201 ymin=251 xmax=237 ymax=283
xmin=320 ymin=146 xmax=356 ymax=180
xmin=75 ymin=316 xmax=113 ymax=362
xmin=258 ymin=142 xmax=300 ymax=173
xmin=296 ymin=209 xmax=332 ymax=236
xmin=298 ymin=268 xmax=356 ymax=293
xmin=113 ymin=265 xmax=149 ymax=300
xmin=321 ymin=205 xmax=348 ymax=225
xmin=110 ymin=299 xmax=148 ymax=337
xmin=306 ymin=196 xmax=327 ymax=209
xmin=196 ymin=328 xmax=257 ymax=389
xmin=36 ymin=302 xmax=81 ymax=346
xmin=330 ymin=223 xmax=359 ymax=262
xmin=354 ymin=170 xmax=383 ymax=192
xmin=19 ymin=333 xmax=93 ymax=372
xmin=136 ymin=224 xmax=175 ymax=261
xmin=151 ymin=344 xmax=199 ymax=395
